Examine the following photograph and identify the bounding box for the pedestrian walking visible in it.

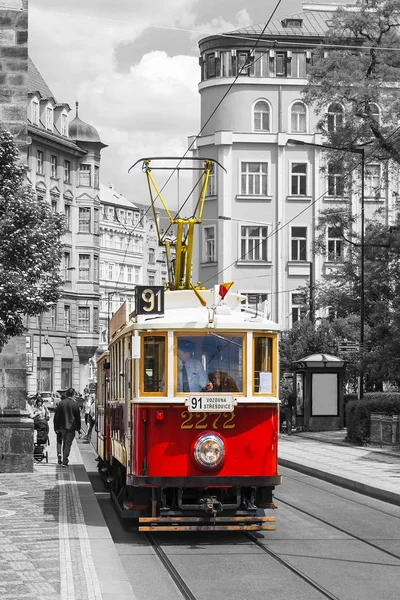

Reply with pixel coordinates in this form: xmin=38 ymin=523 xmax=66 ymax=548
xmin=83 ymin=398 xmax=95 ymax=443
xmin=53 ymin=387 xmax=81 ymax=467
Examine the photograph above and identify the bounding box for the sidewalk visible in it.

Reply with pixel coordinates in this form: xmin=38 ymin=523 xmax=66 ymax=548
xmin=1 ymin=427 xmax=399 ymax=600
xmin=279 ymin=429 xmax=400 ymax=506
xmin=0 ymin=422 xmax=136 ymax=600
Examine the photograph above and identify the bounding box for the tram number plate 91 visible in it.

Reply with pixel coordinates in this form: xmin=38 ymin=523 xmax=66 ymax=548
xmin=188 ymin=395 xmax=234 ymax=413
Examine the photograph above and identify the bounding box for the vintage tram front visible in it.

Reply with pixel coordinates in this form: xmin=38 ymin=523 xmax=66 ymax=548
xmin=97 ymin=285 xmax=281 ymax=532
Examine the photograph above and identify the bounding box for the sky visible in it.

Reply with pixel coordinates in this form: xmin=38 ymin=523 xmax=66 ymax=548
xmin=28 ymin=0 xmax=335 ymax=208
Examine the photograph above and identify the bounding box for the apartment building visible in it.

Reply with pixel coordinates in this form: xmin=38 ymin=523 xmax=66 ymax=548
xmin=191 ymin=3 xmax=399 ymax=329
xmin=26 ymin=58 xmax=106 ymax=394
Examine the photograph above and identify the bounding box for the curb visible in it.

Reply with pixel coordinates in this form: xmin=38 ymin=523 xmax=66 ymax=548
xmin=278 ymin=458 xmax=400 ymax=508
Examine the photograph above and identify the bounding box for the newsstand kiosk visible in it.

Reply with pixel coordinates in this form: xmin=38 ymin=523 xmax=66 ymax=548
xmin=293 ymin=353 xmax=345 ymax=431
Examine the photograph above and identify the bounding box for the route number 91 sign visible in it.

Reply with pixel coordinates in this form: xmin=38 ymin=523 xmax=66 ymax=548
xmin=135 ymin=286 xmax=164 ymax=316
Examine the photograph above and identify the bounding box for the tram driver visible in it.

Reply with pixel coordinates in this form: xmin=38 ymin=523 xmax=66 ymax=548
xmin=177 ymin=339 xmax=213 ymax=392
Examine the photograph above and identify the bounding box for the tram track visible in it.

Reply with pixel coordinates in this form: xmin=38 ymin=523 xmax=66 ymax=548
xmin=146 ymin=532 xmax=198 ymax=600
xmin=275 ymin=495 xmax=400 ymax=561
xmin=244 ymin=531 xmax=342 ymax=600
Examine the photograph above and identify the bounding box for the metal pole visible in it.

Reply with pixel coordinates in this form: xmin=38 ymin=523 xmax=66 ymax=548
xmin=309 ymin=261 xmax=315 ymax=326
xmin=358 ymin=150 xmax=365 ymax=400
xmin=37 ymin=313 xmax=42 ymax=393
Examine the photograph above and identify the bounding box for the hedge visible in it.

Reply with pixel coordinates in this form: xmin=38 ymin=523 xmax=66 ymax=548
xmin=346 ymin=393 xmax=400 ymax=445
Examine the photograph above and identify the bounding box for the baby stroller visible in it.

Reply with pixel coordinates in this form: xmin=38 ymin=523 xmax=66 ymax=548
xmin=33 ymin=418 xmax=49 ymax=463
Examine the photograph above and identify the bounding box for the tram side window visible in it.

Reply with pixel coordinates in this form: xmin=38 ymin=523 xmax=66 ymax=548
xmin=254 ymin=336 xmax=274 ymax=394
xmin=176 ymin=334 xmax=244 ymax=393
xmin=143 ymin=335 xmax=166 ymax=394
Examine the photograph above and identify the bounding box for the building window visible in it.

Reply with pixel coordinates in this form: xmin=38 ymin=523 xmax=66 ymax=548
xmin=36 ymin=150 xmax=44 ymax=174
xmin=108 ymin=263 xmax=114 ymax=280
xmin=46 ymin=107 xmax=53 ymax=131
xmin=254 ymin=101 xmax=270 ymax=132
xmin=94 ymin=165 xmax=99 ymax=188
xmin=51 ymin=198 xmax=57 ymax=213
xmin=206 ymin=166 xmax=216 ymax=196
xmin=119 ymin=264 xmax=125 ymax=281
xmin=61 ymin=359 xmax=72 ymax=389
xmin=32 ymin=100 xmax=39 ymax=125
xmin=240 ymin=225 xmax=267 ymax=261
xmin=250 ymin=51 xmax=269 ymax=77
xmin=149 ymin=248 xmax=155 ymax=264
xmin=79 ymin=163 xmax=91 ymax=186
xmin=205 ymin=52 xmax=217 ymax=78
xmin=220 ymin=50 xmax=232 ymax=77
xmin=292 ymin=293 xmax=307 ymax=323
xmin=78 ymin=307 xmax=90 ymax=332
xmin=61 ymin=114 xmax=68 ymax=136
xmin=327 ymin=162 xmax=344 ymax=196
xmin=51 ymin=155 xmax=58 ymax=178
xmin=134 ymin=266 xmax=140 ymax=283
xmin=365 ymin=164 xmax=381 ymax=198
xmin=327 ymin=103 xmax=343 ymax=132
xmin=79 ymin=207 xmax=91 ymax=232
xmin=64 ymin=204 xmax=71 ymax=231
xmin=94 ymin=209 xmax=99 ymax=234
xmin=64 ymin=305 xmax=70 ymax=332
xmin=64 ymin=160 xmax=71 ymax=183
xmin=291 ymin=102 xmax=307 ymax=132
xmin=291 ymin=163 xmax=307 ymax=196
xmin=93 ymin=307 xmax=99 ymax=333
xmin=203 ymin=226 xmax=216 ymax=263
xmin=78 ymin=254 xmax=90 ymax=280
xmin=327 ymin=226 xmax=343 ymax=262
xmin=63 ymin=252 xmax=71 ymax=280
xmin=148 ymin=275 xmax=155 ymax=286
xmin=241 ymin=292 xmax=268 ymax=311
xmin=291 ymin=52 xmax=307 ymax=78
xmin=241 ymin=162 xmax=268 ymax=195
xmin=37 ymin=358 xmax=53 ymax=392
xmin=127 ymin=266 xmax=133 ymax=283
xmin=50 ymin=305 xmax=57 ymax=329
xmin=93 ymin=256 xmax=99 ymax=282
xmin=291 ymin=227 xmax=307 ymax=261
xmin=275 ymin=52 xmax=288 ymax=76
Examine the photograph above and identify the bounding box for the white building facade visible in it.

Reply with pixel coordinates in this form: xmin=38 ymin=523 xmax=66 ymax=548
xmin=192 ymin=3 xmax=399 ymax=329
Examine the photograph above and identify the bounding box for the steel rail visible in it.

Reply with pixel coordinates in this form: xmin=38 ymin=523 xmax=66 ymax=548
xmin=244 ymin=532 xmax=342 ymax=600
xmin=146 ymin=533 xmax=198 ymax=600
xmin=275 ymin=496 xmax=400 ymax=561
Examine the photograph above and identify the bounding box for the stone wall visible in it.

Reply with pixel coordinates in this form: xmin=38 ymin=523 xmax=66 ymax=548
xmin=0 ymin=0 xmax=32 ymax=472
xmin=0 ymin=0 xmax=28 ymax=151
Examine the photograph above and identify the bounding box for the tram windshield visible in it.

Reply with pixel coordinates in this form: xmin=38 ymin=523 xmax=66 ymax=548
xmin=176 ymin=333 xmax=244 ymax=394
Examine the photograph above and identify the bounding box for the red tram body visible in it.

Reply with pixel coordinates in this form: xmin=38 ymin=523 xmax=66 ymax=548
xmin=96 ymin=287 xmax=281 ymax=532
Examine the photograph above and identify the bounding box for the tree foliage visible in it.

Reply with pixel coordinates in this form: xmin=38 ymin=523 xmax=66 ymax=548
xmin=303 ymin=0 xmax=400 ymax=165
xmin=0 ymin=127 xmax=65 ymax=351
xmin=280 ymin=317 xmax=361 ymax=392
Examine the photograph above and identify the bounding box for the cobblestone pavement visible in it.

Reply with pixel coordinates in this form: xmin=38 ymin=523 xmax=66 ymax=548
xmin=0 ymin=434 xmax=102 ymax=600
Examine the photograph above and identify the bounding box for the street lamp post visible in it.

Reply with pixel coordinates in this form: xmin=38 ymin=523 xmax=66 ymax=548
xmin=287 ymin=139 xmax=365 ymax=399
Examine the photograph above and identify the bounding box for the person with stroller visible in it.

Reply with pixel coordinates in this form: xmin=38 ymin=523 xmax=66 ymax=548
xmin=32 ymin=395 xmax=50 ymax=461
xmin=54 ymin=387 xmax=81 ymax=467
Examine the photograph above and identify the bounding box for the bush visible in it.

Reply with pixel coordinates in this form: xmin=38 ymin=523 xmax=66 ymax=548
xmin=346 ymin=393 xmax=400 ymax=444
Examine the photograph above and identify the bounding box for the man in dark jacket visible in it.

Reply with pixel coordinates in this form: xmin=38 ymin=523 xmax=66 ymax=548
xmin=54 ymin=387 xmax=81 ymax=467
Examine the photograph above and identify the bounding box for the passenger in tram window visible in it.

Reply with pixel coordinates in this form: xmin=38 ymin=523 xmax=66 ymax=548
xmin=177 ymin=339 xmax=213 ymax=392
xmin=208 ymin=369 xmax=239 ymax=393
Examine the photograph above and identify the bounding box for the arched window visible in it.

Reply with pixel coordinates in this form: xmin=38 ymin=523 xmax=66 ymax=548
xmin=291 ymin=102 xmax=307 ymax=132
xmin=327 ymin=103 xmax=343 ymax=132
xmin=254 ymin=101 xmax=270 ymax=131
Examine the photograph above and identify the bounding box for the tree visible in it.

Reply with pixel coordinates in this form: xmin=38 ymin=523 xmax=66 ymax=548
xmin=279 ymin=317 xmax=362 ymax=391
xmin=0 ymin=127 xmax=65 ymax=351
xmin=303 ymin=0 xmax=400 ymax=166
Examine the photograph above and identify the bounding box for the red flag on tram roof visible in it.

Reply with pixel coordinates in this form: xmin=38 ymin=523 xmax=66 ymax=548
xmin=219 ymin=282 xmax=233 ymax=299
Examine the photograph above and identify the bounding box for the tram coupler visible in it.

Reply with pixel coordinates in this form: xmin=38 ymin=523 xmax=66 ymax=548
xmin=200 ymin=496 xmax=223 ymax=516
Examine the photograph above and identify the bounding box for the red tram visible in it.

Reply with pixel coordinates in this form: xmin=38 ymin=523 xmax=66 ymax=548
xmin=95 ymin=159 xmax=281 ymax=531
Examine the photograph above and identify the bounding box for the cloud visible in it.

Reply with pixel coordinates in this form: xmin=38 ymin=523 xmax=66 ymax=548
xmin=28 ymin=1 xmax=254 ymax=207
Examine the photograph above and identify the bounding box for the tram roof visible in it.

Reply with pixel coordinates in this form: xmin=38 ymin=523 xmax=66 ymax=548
xmin=112 ymin=289 xmax=280 ymax=341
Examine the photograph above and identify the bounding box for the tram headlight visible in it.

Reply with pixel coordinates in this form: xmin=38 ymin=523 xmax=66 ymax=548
xmin=194 ymin=434 xmax=225 ymax=469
